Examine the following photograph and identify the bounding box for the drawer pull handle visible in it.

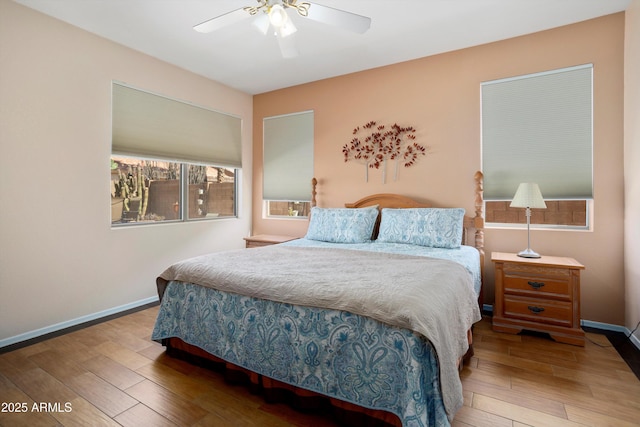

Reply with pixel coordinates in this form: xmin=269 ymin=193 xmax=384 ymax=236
xmin=528 ymin=281 xmax=545 ymax=289
xmin=528 ymin=306 xmax=545 ymax=314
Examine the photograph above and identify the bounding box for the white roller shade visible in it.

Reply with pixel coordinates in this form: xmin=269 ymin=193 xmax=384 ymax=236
xmin=482 ymin=65 xmax=593 ymax=200
xmin=263 ymin=111 xmax=314 ymax=201
xmin=112 ymin=83 xmax=242 ymax=167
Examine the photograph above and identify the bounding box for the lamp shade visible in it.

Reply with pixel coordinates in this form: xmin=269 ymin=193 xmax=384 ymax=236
xmin=510 ymin=183 xmax=547 ymax=209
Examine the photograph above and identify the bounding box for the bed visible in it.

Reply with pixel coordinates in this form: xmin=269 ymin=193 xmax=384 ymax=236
xmin=152 ymin=171 xmax=485 ymax=427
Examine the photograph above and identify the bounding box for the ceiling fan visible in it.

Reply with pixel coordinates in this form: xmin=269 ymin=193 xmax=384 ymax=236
xmin=194 ymin=0 xmax=371 ymax=58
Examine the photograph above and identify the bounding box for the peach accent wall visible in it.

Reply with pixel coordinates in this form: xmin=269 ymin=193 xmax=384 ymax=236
xmin=625 ymin=1 xmax=640 ymax=340
xmin=0 ymin=1 xmax=253 ymax=342
xmin=253 ymin=14 xmax=625 ymax=325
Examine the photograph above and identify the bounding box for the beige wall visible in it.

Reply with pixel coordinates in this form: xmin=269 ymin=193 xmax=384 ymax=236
xmin=0 ymin=1 xmax=253 ymax=342
xmin=625 ymin=0 xmax=640 ymax=341
xmin=253 ymin=14 xmax=626 ymax=325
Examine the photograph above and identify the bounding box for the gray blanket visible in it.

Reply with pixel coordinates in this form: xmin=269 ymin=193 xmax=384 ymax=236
xmin=157 ymin=245 xmax=481 ymax=418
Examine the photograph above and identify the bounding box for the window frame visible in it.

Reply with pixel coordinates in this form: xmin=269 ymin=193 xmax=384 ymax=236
xmin=110 ymin=155 xmax=238 ymax=227
xmin=264 ymin=200 xmax=311 ymax=219
xmin=481 ymin=64 xmax=593 ymax=230
xmin=262 ymin=110 xmax=314 ymax=218
xmin=484 ymin=199 xmax=591 ymax=231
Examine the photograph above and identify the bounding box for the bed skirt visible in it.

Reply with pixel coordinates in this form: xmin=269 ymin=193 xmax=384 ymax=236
xmin=166 ymin=337 xmax=403 ymax=426
xmin=161 ymin=331 xmax=473 ymax=427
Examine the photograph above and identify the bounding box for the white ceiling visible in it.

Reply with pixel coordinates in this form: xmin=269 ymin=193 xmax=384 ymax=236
xmin=14 ymin=0 xmax=630 ymax=95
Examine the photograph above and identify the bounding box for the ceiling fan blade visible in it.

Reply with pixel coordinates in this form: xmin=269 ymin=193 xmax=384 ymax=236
xmin=305 ymin=3 xmax=371 ymax=34
xmin=277 ymin=32 xmax=299 ymax=58
xmin=193 ymin=8 xmax=250 ymax=33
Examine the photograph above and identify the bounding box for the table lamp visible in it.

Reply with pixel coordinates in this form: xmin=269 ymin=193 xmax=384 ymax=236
xmin=510 ymin=183 xmax=546 ymax=258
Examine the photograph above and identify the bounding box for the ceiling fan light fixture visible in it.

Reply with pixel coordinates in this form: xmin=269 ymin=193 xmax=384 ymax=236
xmin=194 ymin=0 xmax=372 ymax=59
xmin=268 ymin=4 xmax=287 ymax=27
xmin=252 ymin=14 xmax=270 ymax=34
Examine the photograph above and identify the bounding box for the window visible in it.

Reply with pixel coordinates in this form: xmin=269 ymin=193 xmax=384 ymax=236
xmin=481 ymin=65 xmax=593 ymax=228
xmin=111 ymin=83 xmax=241 ymax=226
xmin=110 ymin=157 xmax=236 ymax=224
xmin=484 ymin=200 xmax=588 ymax=228
xmin=263 ymin=111 xmax=314 ymax=218
xmin=266 ymin=201 xmax=312 ymax=217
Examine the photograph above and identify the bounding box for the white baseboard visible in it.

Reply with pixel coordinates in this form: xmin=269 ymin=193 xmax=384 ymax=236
xmin=483 ymin=304 xmax=640 ymax=351
xmin=0 ymin=296 xmax=159 ymax=349
xmin=581 ymin=319 xmax=640 ymax=350
xmin=580 ymin=319 xmax=627 ymax=333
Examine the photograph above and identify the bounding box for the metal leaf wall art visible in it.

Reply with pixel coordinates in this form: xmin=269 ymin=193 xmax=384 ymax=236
xmin=342 ymin=121 xmax=427 ymax=183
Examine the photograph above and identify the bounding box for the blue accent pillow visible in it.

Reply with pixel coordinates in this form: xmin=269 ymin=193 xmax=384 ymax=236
xmin=305 ymin=206 xmax=379 ymax=243
xmin=377 ymin=208 xmax=465 ymax=248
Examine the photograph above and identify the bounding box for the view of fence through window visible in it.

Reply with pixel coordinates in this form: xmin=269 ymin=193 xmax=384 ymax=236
xmin=110 ymin=156 xmax=236 ymax=225
xmin=485 ymin=200 xmax=588 ymax=227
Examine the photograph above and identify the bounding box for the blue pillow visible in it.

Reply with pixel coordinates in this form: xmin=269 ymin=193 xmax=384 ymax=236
xmin=305 ymin=206 xmax=379 ymax=243
xmin=377 ymin=208 xmax=465 ymax=248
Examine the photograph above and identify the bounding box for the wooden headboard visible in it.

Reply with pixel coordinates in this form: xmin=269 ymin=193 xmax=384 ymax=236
xmin=310 ymin=171 xmax=485 ymax=305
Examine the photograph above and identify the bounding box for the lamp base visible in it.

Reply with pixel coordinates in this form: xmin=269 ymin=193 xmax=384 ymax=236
xmin=518 ymin=248 xmax=541 ymax=258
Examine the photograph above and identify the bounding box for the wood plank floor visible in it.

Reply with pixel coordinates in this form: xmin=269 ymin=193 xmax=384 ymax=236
xmin=1 ymin=306 xmax=639 ymax=427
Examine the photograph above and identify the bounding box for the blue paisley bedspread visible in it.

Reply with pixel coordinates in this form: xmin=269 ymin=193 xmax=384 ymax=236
xmin=152 ymin=280 xmax=450 ymax=427
xmin=151 ymin=240 xmax=481 ymax=426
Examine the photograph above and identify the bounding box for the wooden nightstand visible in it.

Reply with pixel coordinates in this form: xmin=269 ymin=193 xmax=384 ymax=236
xmin=491 ymin=252 xmax=585 ymax=346
xmin=243 ymin=234 xmax=298 ymax=248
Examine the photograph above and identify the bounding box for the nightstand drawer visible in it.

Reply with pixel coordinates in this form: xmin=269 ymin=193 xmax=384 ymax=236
xmin=503 ymin=295 xmax=572 ymax=327
xmin=503 ymin=275 xmax=571 ymax=299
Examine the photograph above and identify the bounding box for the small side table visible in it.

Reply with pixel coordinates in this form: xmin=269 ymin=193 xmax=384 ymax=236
xmin=243 ymin=234 xmax=298 ymax=248
xmin=492 ymin=252 xmax=585 ymax=346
